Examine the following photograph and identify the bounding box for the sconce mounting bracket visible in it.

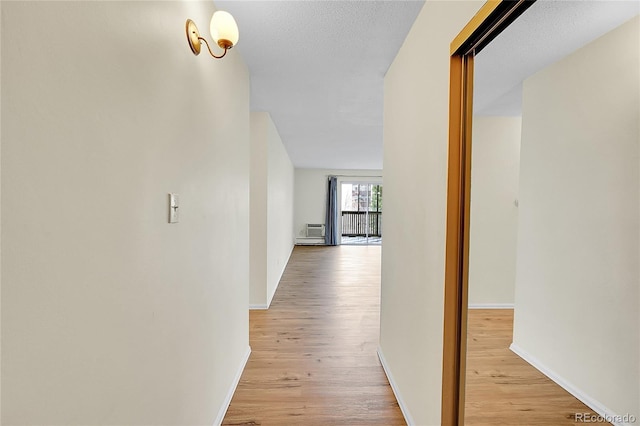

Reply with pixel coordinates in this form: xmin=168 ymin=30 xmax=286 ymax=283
xmin=186 ymin=19 xmax=202 ymax=55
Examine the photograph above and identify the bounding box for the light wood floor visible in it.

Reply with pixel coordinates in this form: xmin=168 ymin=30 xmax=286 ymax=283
xmin=223 ymin=246 xmax=602 ymax=425
xmin=223 ymin=245 xmax=405 ymax=425
xmin=465 ymin=309 xmax=602 ymax=425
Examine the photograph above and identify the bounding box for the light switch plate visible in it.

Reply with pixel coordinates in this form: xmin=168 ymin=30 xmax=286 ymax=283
xmin=169 ymin=193 xmax=179 ymax=223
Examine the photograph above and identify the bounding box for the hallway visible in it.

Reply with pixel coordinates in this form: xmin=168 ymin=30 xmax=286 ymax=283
xmin=223 ymin=245 xmax=405 ymax=425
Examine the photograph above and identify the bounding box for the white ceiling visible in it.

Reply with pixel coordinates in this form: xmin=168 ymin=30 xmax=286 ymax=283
xmin=214 ymin=0 xmax=639 ymax=169
xmin=214 ymin=0 xmax=425 ymax=169
xmin=475 ymin=0 xmax=640 ymax=116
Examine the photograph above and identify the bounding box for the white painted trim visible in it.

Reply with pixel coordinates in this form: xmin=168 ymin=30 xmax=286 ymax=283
xmin=266 ymin=292 xmax=275 ymax=308
xmin=468 ymin=303 xmax=514 ymax=309
xmin=377 ymin=347 xmax=415 ymax=426
xmin=509 ymin=343 xmax=634 ymax=426
xmin=249 ymin=304 xmax=268 ymax=310
xmin=213 ymin=345 xmax=251 ymax=426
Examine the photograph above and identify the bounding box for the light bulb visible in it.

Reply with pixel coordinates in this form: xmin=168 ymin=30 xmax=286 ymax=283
xmin=210 ymin=11 xmax=239 ymax=50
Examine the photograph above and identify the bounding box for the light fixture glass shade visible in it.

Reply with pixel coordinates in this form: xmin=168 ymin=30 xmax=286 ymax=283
xmin=210 ymin=11 xmax=239 ymax=49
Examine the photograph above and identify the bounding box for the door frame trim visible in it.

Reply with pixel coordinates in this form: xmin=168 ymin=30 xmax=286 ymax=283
xmin=441 ymin=1 xmax=537 ymax=424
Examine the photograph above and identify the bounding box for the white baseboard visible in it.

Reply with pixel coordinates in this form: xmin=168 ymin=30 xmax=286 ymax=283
xmin=249 ymin=304 xmax=268 ymax=310
xmin=213 ymin=345 xmax=251 ymax=426
xmin=266 ymin=288 xmax=276 ymax=309
xmin=377 ymin=347 xmax=415 ymax=426
xmin=509 ymin=343 xmax=634 ymax=426
xmin=265 ymin=245 xmax=293 ymax=308
xmin=251 ymin=245 xmax=294 ymax=311
xmin=468 ymin=303 xmax=514 ymax=309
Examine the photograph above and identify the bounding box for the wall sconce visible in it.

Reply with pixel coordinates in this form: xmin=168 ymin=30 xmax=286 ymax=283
xmin=186 ymin=11 xmax=239 ymax=59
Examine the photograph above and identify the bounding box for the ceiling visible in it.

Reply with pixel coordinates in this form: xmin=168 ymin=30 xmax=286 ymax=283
xmin=475 ymin=0 xmax=640 ymax=116
xmin=214 ymin=0 xmax=425 ymax=170
xmin=215 ymin=0 xmax=639 ymax=169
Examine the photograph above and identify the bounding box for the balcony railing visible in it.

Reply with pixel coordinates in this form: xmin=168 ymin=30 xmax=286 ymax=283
xmin=341 ymin=211 xmax=382 ymax=237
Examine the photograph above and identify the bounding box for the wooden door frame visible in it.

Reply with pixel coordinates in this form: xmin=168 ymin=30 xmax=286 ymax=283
xmin=441 ymin=1 xmax=537 ymax=424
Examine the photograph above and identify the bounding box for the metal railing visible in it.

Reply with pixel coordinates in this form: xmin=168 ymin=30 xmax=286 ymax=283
xmin=341 ymin=211 xmax=382 ymax=236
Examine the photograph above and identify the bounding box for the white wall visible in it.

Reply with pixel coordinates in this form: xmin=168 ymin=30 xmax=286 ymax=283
xmin=468 ymin=116 xmax=522 ymax=307
xmin=294 ymin=168 xmax=382 ymax=243
xmin=512 ymin=16 xmax=639 ymax=422
xmin=380 ymin=1 xmax=483 ymax=424
xmin=1 ymin=2 xmax=250 ymax=424
xmin=250 ymin=114 xmax=268 ymax=307
xmin=250 ymin=112 xmax=294 ymax=308
xmin=266 ymin=115 xmax=295 ymax=306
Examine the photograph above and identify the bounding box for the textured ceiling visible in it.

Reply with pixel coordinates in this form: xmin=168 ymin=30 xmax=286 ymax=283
xmin=214 ymin=1 xmax=639 ymax=168
xmin=214 ymin=0 xmax=425 ymax=169
xmin=475 ymin=0 xmax=640 ymax=116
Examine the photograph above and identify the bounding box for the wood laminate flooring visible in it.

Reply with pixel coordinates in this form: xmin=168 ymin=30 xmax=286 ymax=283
xmin=223 ymin=245 xmax=404 ymax=425
xmin=465 ymin=309 xmax=603 ymax=425
xmin=223 ymin=246 xmax=603 ymax=425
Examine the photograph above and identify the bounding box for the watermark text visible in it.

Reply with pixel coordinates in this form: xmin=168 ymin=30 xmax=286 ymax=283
xmin=575 ymin=412 xmax=637 ymax=423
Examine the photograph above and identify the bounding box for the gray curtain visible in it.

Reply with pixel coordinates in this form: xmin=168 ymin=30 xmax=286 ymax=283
xmin=325 ymin=176 xmax=338 ymax=245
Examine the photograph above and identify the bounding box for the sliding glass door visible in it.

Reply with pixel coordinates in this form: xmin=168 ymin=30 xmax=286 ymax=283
xmin=340 ymin=183 xmax=382 ymax=245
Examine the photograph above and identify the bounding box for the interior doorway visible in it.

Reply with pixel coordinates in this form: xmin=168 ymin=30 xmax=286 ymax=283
xmin=339 ymin=183 xmax=382 ymax=245
xmin=443 ymin=1 xmax=639 ymax=424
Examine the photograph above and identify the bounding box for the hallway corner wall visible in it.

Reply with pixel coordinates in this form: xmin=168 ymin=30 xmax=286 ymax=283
xmin=380 ymin=1 xmax=482 ymax=426
xmin=380 ymin=1 xmax=483 ymax=424
xmin=250 ymin=112 xmax=295 ymax=308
